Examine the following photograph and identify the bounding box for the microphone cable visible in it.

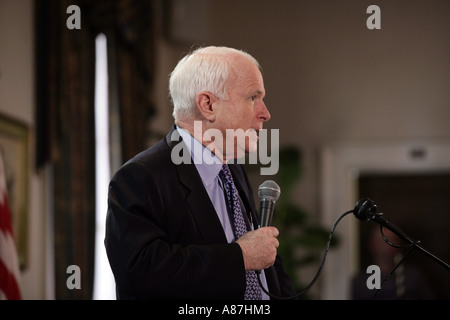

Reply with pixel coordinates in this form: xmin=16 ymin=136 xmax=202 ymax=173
xmin=256 ymin=209 xmax=354 ymax=300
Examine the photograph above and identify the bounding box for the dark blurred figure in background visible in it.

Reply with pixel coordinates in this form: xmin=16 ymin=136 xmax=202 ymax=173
xmin=351 ymin=227 xmax=435 ymax=299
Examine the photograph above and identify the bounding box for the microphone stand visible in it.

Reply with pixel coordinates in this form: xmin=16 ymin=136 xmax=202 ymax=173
xmin=371 ymin=213 xmax=450 ymax=272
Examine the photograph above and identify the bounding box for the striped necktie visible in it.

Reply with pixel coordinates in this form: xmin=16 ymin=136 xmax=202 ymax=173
xmin=219 ymin=164 xmax=262 ymax=300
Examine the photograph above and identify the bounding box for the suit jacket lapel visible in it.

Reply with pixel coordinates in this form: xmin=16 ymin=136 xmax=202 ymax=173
xmin=166 ymin=126 xmax=228 ymax=244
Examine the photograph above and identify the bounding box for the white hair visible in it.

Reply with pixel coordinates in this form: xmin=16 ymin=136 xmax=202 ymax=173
xmin=169 ymin=46 xmax=260 ymax=121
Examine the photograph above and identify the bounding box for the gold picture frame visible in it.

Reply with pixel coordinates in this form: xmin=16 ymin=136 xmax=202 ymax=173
xmin=0 ymin=113 xmax=29 ymax=270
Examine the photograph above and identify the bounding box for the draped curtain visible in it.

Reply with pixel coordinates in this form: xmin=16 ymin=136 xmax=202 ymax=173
xmin=35 ymin=0 xmax=155 ymax=299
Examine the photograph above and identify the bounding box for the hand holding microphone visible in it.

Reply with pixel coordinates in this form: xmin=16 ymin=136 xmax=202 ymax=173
xmin=236 ymin=226 xmax=279 ymax=270
xmin=236 ymin=180 xmax=281 ymax=271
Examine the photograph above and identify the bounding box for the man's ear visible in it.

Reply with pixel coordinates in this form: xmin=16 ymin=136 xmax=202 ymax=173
xmin=196 ymin=91 xmax=217 ymax=122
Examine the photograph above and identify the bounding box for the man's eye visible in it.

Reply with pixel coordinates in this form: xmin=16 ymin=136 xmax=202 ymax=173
xmin=251 ymin=96 xmax=257 ymax=101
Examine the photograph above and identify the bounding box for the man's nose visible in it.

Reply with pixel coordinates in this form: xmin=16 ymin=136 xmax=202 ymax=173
xmin=258 ymin=101 xmax=271 ymax=122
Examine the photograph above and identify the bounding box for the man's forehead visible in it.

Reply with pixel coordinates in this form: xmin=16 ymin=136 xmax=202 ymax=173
xmin=229 ymin=60 xmax=264 ymax=93
xmin=238 ymin=74 xmax=265 ymax=96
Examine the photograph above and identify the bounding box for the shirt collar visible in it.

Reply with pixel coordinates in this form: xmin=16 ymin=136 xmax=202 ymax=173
xmin=176 ymin=126 xmax=223 ymax=187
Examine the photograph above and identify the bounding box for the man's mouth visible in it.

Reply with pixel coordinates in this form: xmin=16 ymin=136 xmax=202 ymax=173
xmin=250 ymin=127 xmax=261 ymax=135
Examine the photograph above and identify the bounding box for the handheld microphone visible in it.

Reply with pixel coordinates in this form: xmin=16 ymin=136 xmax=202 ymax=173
xmin=258 ymin=180 xmax=281 ymax=228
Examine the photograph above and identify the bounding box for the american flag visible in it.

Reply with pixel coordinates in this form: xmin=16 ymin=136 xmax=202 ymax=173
xmin=0 ymin=153 xmax=21 ymax=300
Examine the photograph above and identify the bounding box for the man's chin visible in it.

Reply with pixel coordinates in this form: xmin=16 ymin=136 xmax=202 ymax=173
xmin=224 ymin=144 xmax=257 ymax=161
xmin=239 ymin=142 xmax=258 ymax=158
xmin=246 ymin=142 xmax=258 ymax=154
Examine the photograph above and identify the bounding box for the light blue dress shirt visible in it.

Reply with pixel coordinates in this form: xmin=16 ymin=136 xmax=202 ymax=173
xmin=177 ymin=127 xmax=270 ymax=300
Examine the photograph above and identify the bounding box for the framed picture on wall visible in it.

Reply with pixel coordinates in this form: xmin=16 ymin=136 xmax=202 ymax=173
xmin=0 ymin=113 xmax=30 ymax=270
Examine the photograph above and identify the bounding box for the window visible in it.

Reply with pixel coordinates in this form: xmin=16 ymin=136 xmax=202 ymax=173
xmin=93 ymin=33 xmax=116 ymax=300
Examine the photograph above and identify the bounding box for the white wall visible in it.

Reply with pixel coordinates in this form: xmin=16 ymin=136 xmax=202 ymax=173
xmin=0 ymin=0 xmax=48 ymax=299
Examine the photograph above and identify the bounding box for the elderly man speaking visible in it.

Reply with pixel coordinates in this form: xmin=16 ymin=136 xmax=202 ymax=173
xmin=105 ymin=46 xmax=295 ymax=300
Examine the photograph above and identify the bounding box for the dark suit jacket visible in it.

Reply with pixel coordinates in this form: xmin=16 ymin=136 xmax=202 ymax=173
xmin=105 ymin=125 xmax=295 ymax=299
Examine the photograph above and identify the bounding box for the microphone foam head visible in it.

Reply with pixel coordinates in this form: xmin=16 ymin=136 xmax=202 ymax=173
xmin=258 ymin=180 xmax=281 ymax=202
